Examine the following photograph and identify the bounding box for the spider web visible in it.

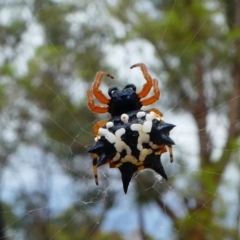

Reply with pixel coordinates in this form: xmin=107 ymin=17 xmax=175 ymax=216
xmin=1 ymin=0 xmax=240 ymax=240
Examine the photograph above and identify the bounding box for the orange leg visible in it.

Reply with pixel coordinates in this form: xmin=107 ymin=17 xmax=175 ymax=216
xmin=154 ymin=144 xmax=174 ymax=163
xmin=155 ymin=145 xmax=167 ymax=155
xmin=148 ymin=107 xmax=163 ymax=119
xmin=92 ymin=71 xmax=114 ymax=104
xmin=92 ymin=154 xmax=99 ymax=185
xmin=130 ymin=63 xmax=153 ymax=98
xmin=87 ymin=90 xmax=109 ymax=113
xmin=92 ymin=120 xmax=109 ymax=185
xmin=168 ymin=145 xmax=174 ymax=163
xmin=140 ymin=79 xmax=160 ymax=106
xmin=93 ymin=119 xmax=109 ymax=136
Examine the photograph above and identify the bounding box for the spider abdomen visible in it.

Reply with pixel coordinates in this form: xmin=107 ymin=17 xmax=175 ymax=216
xmin=108 ymin=98 xmax=142 ymax=117
xmin=88 ymin=109 xmax=175 ymax=193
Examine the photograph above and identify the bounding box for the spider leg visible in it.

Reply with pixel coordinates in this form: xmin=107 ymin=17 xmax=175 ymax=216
xmin=92 ymin=71 xmax=114 ymax=104
xmin=148 ymin=108 xmax=164 ymax=119
xmin=140 ymin=79 xmax=160 ymax=106
xmin=155 ymin=144 xmax=174 ymax=163
xmin=91 ymin=119 xmax=110 ymax=185
xmin=155 ymin=145 xmax=167 ymax=155
xmin=93 ymin=119 xmax=108 ymax=136
xmin=87 ymin=90 xmax=109 ymax=113
xmin=130 ymin=63 xmax=153 ymax=98
xmin=168 ymin=145 xmax=174 ymax=163
xmin=92 ymin=154 xmax=99 ymax=185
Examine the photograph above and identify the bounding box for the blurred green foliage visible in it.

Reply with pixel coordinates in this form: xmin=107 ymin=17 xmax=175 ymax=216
xmin=0 ymin=0 xmax=240 ymax=239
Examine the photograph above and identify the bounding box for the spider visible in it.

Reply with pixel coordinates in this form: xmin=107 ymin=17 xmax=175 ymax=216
xmin=87 ymin=63 xmax=174 ymax=193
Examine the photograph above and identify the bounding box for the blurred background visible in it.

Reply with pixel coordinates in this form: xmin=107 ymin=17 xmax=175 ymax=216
xmin=0 ymin=0 xmax=240 ymax=239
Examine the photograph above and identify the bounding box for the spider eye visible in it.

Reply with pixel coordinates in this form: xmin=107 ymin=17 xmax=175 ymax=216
xmin=108 ymin=87 xmax=118 ymax=97
xmin=124 ymin=84 xmax=136 ymax=92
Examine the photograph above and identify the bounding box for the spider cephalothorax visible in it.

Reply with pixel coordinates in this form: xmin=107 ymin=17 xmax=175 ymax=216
xmin=87 ymin=63 xmax=175 ymax=193
xmin=107 ymin=84 xmax=141 ymax=116
xmin=87 ymin=63 xmax=160 ymax=117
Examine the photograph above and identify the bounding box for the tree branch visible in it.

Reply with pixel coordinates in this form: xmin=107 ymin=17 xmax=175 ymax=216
xmin=193 ymin=58 xmax=211 ymax=165
xmin=154 ymin=196 xmax=178 ymax=222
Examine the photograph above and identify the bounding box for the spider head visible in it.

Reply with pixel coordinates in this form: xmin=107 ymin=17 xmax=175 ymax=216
xmin=108 ymin=84 xmax=142 ymax=116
